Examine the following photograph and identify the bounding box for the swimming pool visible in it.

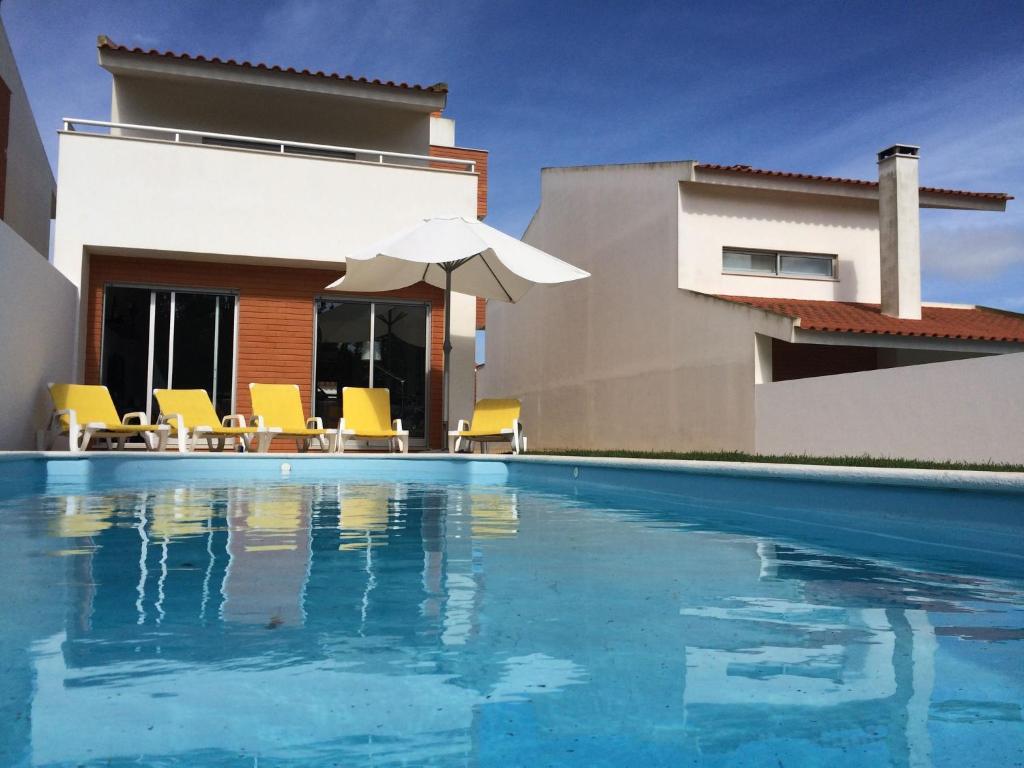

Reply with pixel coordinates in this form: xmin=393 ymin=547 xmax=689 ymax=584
xmin=1 ymin=455 xmax=1022 ymax=766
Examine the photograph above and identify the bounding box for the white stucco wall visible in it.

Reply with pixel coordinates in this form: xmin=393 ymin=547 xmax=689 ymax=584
xmin=52 ymin=131 xmax=479 ymax=416
xmin=0 ymin=17 xmax=54 ymax=256
xmin=679 ymin=183 xmax=881 ymax=302
xmin=480 ymin=163 xmax=794 ymax=452
xmin=0 ymin=222 xmax=75 ymax=449
xmin=53 ymin=132 xmax=478 ymax=286
xmin=110 ymin=74 xmax=431 ymax=158
xmin=755 ymin=352 xmax=1024 ymax=463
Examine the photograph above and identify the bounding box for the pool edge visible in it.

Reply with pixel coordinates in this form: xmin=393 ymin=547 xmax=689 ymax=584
xmin=2 ymin=451 xmax=1022 ymax=493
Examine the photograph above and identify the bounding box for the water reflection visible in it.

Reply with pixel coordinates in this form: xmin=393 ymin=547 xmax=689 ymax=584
xmin=4 ymin=481 xmax=1021 ymax=766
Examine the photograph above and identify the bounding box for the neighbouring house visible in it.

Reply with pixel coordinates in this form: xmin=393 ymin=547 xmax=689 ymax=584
xmin=51 ymin=37 xmax=489 ymax=450
xmin=0 ymin=15 xmax=75 ymax=450
xmin=480 ymin=148 xmax=1024 ymax=462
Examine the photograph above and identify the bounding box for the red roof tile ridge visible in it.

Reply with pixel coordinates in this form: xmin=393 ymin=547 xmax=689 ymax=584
xmin=96 ymin=35 xmax=448 ymax=94
xmin=711 ymin=294 xmax=1024 ymax=344
xmin=695 ymin=162 xmax=1012 ymax=201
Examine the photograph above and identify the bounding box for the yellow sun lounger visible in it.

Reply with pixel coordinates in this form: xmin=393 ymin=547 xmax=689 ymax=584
xmin=249 ymin=383 xmax=337 ymax=452
xmin=42 ymin=383 xmax=170 ymax=452
xmin=448 ymin=399 xmax=526 ymax=454
xmin=339 ymin=387 xmax=409 ymax=453
xmin=154 ymin=389 xmax=274 ymax=453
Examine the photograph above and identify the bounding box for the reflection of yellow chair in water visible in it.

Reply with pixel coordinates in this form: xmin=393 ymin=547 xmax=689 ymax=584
xmin=338 ymin=485 xmax=395 ymax=550
xmin=470 ymin=490 xmax=519 ymax=539
xmin=449 ymin=399 xmax=526 ymax=455
xmin=244 ymin=489 xmax=305 ymax=551
xmin=154 ymin=389 xmax=272 ymax=453
xmin=52 ymin=495 xmax=115 ymax=539
xmin=150 ymin=488 xmax=214 ymax=540
xmin=41 ymin=384 xmax=170 ymax=452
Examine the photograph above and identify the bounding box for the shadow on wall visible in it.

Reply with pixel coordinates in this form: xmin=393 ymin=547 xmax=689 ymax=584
xmin=0 ymin=223 xmax=76 ymax=449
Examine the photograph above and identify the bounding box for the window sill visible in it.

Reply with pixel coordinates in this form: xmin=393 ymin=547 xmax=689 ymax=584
xmin=722 ymin=271 xmax=839 ymax=283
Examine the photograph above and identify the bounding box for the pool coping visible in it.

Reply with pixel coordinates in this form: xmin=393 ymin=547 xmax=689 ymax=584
xmin=2 ymin=450 xmax=1023 ymax=493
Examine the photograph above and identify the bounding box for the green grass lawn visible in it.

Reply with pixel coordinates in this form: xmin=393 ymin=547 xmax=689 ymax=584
xmin=533 ymin=449 xmax=1024 ymax=473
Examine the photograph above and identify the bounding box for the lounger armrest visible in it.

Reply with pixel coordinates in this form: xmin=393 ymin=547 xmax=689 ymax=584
xmin=223 ymin=414 xmax=247 ymax=428
xmin=158 ymin=412 xmax=187 ymax=435
xmin=447 ymin=419 xmax=470 ymax=436
xmin=307 ymin=416 xmax=324 ymax=429
xmin=337 ymin=417 xmax=346 ymax=431
xmin=392 ymin=418 xmax=403 ymax=432
xmin=49 ymin=408 xmax=79 ymax=439
xmin=252 ymin=414 xmax=266 ymax=430
xmin=122 ymin=412 xmax=150 ymax=425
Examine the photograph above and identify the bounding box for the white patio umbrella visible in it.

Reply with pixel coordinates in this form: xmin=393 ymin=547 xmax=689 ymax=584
xmin=326 ymin=215 xmax=590 ymax=437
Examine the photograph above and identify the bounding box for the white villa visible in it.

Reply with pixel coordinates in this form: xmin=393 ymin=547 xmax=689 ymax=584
xmin=480 ymin=153 xmax=1023 ymax=462
xmin=42 ymin=36 xmax=490 ymax=451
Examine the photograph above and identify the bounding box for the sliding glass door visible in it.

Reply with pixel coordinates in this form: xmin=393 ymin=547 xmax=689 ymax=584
xmin=101 ymin=286 xmax=237 ymax=420
xmin=315 ymin=299 xmax=429 ymax=444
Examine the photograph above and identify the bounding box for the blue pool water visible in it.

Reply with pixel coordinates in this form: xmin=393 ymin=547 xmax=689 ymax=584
xmin=1 ymin=458 xmax=1022 ymax=766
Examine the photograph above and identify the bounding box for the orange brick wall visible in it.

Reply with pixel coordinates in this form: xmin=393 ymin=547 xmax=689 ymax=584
xmin=429 ymin=144 xmax=488 ymax=219
xmin=85 ymin=255 xmax=447 ymax=448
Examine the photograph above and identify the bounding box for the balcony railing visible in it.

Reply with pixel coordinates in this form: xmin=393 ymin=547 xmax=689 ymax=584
xmin=61 ymin=117 xmax=477 ymax=172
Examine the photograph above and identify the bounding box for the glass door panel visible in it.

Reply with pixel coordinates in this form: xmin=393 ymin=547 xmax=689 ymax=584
xmin=150 ymin=291 xmax=171 ymax=418
xmin=315 ymin=299 xmax=429 ymax=444
xmin=100 ymin=286 xmax=236 ymax=424
xmin=214 ymin=296 xmax=236 ymax=415
xmin=101 ymin=287 xmax=152 ymax=417
xmin=315 ymin=300 xmax=371 ymax=427
xmin=374 ymin=303 xmax=427 ymax=440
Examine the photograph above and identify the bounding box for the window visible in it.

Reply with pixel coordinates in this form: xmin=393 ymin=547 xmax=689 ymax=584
xmin=723 ymin=248 xmax=836 ymax=279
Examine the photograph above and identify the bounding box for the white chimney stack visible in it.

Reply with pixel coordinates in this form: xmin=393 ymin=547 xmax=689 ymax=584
xmin=877 ymin=144 xmax=922 ymax=319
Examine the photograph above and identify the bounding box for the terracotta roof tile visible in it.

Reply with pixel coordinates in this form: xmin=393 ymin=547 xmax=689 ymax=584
xmin=715 ymin=295 xmax=1024 ymax=343
xmin=97 ymin=35 xmax=448 ymax=94
xmin=696 ymin=163 xmax=1013 ymax=201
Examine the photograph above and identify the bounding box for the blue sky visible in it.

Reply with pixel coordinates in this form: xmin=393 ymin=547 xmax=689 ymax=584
xmin=4 ymin=0 xmax=1023 ymax=307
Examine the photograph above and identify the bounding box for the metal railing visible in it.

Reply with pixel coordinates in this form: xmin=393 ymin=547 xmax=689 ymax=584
xmin=61 ymin=117 xmax=476 ymax=172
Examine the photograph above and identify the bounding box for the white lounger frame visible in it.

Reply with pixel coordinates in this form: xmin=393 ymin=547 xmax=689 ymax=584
xmin=251 ymin=414 xmax=338 ymax=453
xmin=337 ymin=418 xmax=409 ymax=453
xmin=448 ymin=420 xmax=527 ymax=455
xmin=39 ymin=409 xmax=170 ymax=453
xmin=156 ymin=412 xmax=280 ymax=453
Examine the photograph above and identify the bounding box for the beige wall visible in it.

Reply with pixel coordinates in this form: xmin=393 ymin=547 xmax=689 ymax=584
xmin=480 ymin=163 xmax=793 ymax=451
xmin=111 ymin=74 xmax=431 ymax=157
xmin=679 ymin=183 xmax=881 ymax=302
xmin=0 ymin=18 xmax=54 ymax=256
xmin=0 ymin=222 xmax=76 ymax=449
xmin=755 ymin=352 xmax=1024 ymax=463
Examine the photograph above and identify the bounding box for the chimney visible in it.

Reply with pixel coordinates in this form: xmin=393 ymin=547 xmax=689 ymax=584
xmin=877 ymin=144 xmax=921 ymax=319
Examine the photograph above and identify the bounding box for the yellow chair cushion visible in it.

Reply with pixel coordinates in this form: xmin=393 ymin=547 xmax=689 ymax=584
xmin=460 ymin=399 xmax=521 ymax=437
xmin=343 ymin=388 xmax=398 ymax=437
xmin=49 ymin=384 xmax=122 ymax=429
xmin=250 ymin=383 xmax=309 ymax=432
xmin=154 ymin=389 xmax=257 ymax=435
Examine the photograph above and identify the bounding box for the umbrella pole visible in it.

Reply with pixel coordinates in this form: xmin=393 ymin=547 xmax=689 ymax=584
xmin=442 ymin=265 xmax=452 ymax=448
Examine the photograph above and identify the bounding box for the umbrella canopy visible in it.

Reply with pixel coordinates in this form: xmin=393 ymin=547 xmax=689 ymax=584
xmin=327 ymin=215 xmax=589 ymax=301
xmin=325 ymin=215 xmax=590 ymax=441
